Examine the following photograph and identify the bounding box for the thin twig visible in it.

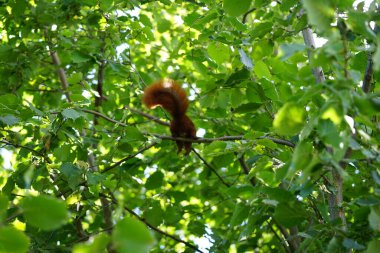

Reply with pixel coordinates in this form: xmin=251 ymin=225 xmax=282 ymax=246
xmin=79 ymin=109 xmax=128 ymax=126
xmin=191 ymin=148 xmax=231 ymax=187
xmin=102 ymin=142 xmax=157 ymax=173
xmin=124 ymin=105 xmax=170 ymax=126
xmin=268 ymin=221 xmax=292 ymax=253
xmin=242 ymin=8 xmax=256 ymax=24
xmin=307 ymin=196 xmax=324 ymax=224
xmin=237 ymin=153 xmax=256 ymax=186
xmin=0 ymin=139 xmax=52 ymax=163
xmin=105 ymin=193 xmax=204 ymax=253
xmin=274 ymin=220 xmax=299 ymax=252
xmin=259 ymin=136 xmax=295 ymax=148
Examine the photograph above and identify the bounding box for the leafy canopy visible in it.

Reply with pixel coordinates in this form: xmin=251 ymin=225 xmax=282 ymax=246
xmin=0 ymin=0 xmax=380 ymax=253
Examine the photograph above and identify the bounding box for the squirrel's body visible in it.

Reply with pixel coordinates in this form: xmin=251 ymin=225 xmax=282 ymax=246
xmin=143 ymin=79 xmax=196 ymax=154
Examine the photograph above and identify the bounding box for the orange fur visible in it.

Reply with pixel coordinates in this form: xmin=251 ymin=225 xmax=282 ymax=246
xmin=143 ymin=79 xmax=196 ymax=154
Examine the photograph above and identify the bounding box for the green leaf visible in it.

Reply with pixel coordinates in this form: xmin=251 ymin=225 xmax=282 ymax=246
xmin=250 ymin=22 xmax=273 ymax=39
xmin=60 ymin=163 xmax=82 ymax=190
xmin=273 ymin=103 xmax=305 ymax=136
xmin=326 ymin=237 xmax=342 ymax=253
xmin=347 ymin=11 xmax=376 ymax=39
xmin=230 ymin=89 xmax=245 ymax=108
xmin=238 ymin=48 xmax=253 ymax=69
xmin=280 ymin=0 xmax=297 ymax=11
xmin=53 ymin=145 xmax=74 ymax=162
xmin=234 ymin=102 xmax=262 ymax=113
xmin=193 ymin=10 xmax=218 ymax=27
xmin=223 ymin=0 xmax=252 ymax=17
xmin=274 ymin=202 xmax=307 ymax=228
xmin=73 ymin=233 xmax=110 ymax=253
xmin=217 ymin=90 xmax=229 ymax=109
xmin=342 ymin=238 xmax=365 ymax=250
xmin=230 ymin=202 xmax=250 ymax=227
xmin=112 ymin=217 xmax=155 ymax=253
xmin=244 ymin=131 xmax=265 ymax=140
xmin=0 ymin=226 xmax=30 ymax=253
xmin=366 ymin=240 xmax=380 ymax=253
xmin=100 ymin=0 xmax=113 ymax=11
xmin=256 ymin=138 xmax=277 ymax=149
xmin=140 ymin=14 xmax=153 ymax=28
xmin=157 ymin=19 xmax=171 ymax=33
xmin=226 ymin=68 xmax=251 ymax=86
xmin=0 ymin=115 xmax=20 ymax=125
xmin=261 ymin=187 xmax=294 ymax=203
xmin=188 ymin=221 xmax=205 ymax=237
xmin=86 ymin=172 xmax=105 ymax=186
xmin=290 ymin=140 xmax=313 ymax=174
xmin=143 ymin=202 xmax=164 ymax=226
xmin=356 ymin=196 xmax=380 ymax=206
xmin=354 ymin=95 xmax=380 ymax=116
xmin=67 ymin=72 xmax=83 ymax=84
xmin=321 ymin=105 xmax=343 ymax=125
xmin=142 ymin=27 xmax=155 ymax=41
xmin=254 ymin=61 xmax=272 ymax=79
xmin=207 ymin=42 xmax=230 ymax=64
xmin=302 ymin=0 xmax=334 ymax=33
xmin=22 ymin=195 xmax=69 ymax=231
xmin=316 ymin=120 xmax=340 ymax=149
xmin=0 ymin=94 xmax=20 ymax=112
xmin=261 ymin=79 xmax=278 ymax=101
xmin=10 ymin=0 xmax=28 ymax=18
xmin=117 ymin=141 xmax=133 ymax=154
xmin=280 ymin=44 xmax=306 ymax=60
xmin=164 ymin=205 xmax=182 ymax=224
xmin=62 ymin=108 xmax=82 ymax=120
xmin=0 ymin=194 xmax=9 ymax=220
xmin=124 ymin=126 xmax=145 ymax=142
xmin=145 ymin=171 xmax=164 ymax=190
xmin=71 ymin=51 xmax=91 ymax=63
xmin=203 ymin=142 xmax=227 ymax=156
xmin=256 ymin=170 xmax=278 ymax=187
xmin=369 ymin=205 xmax=380 ymax=231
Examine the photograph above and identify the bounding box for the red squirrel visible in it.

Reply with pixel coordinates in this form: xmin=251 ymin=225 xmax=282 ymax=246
xmin=143 ymin=79 xmax=196 ymax=154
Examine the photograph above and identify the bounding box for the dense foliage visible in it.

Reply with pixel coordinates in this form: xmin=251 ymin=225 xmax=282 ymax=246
xmin=0 ymin=0 xmax=380 ymax=252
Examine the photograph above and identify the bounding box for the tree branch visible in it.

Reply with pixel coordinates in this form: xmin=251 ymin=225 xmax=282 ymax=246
xmin=301 ymin=8 xmax=347 ymax=234
xmin=301 ymin=27 xmax=326 ymax=84
xmin=78 ymin=108 xmax=295 ymax=147
xmin=362 ymin=53 xmax=374 ymax=93
xmin=50 ymin=51 xmax=71 ymax=102
xmin=91 ymin=52 xmax=114 ymax=246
